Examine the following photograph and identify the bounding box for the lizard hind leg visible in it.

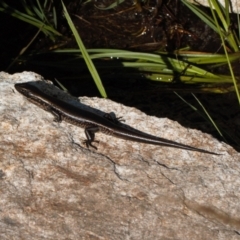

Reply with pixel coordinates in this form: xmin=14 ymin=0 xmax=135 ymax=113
xmin=83 ymin=126 xmax=100 ymax=149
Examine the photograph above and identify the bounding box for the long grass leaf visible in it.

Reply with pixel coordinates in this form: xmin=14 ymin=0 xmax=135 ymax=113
xmin=209 ymin=0 xmax=228 ymax=30
xmin=95 ymin=0 xmax=125 ymax=10
xmin=0 ymin=2 xmax=61 ymax=37
xmin=61 ymin=1 xmax=107 ymax=97
xmin=192 ymin=93 xmax=226 ymax=140
xmin=181 ymin=0 xmax=219 ymax=32
xmin=208 ymin=0 xmax=240 ymax=103
xmin=175 ymin=92 xmax=226 ymax=141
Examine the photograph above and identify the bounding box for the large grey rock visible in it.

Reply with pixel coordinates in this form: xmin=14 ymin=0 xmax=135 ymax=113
xmin=0 ymin=71 xmax=239 ymax=239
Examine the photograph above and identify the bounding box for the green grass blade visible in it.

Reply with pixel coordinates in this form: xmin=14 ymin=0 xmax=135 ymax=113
xmin=30 ymin=0 xmax=45 ymax=21
xmin=207 ymin=0 xmax=238 ymax=51
xmin=95 ymin=0 xmax=125 ymax=10
xmin=238 ymin=6 xmax=240 ymax=40
xmin=52 ymin=4 xmax=57 ymax=28
xmin=208 ymin=0 xmax=228 ymax=30
xmin=208 ymin=0 xmax=240 ymax=104
xmin=191 ymin=93 xmax=226 ymax=140
xmin=175 ymin=92 xmax=226 ymax=141
xmin=61 ymin=1 xmax=107 ymax=97
xmin=7 ymin=27 xmax=42 ymax=71
xmin=50 ymin=48 xmax=237 ymax=83
xmin=181 ymin=0 xmax=219 ymax=32
xmin=224 ymin=0 xmax=230 ymax=26
xmin=178 ymin=52 xmax=240 ymax=64
xmin=20 ymin=0 xmax=34 ymax=16
xmin=0 ymin=2 xmax=61 ymax=37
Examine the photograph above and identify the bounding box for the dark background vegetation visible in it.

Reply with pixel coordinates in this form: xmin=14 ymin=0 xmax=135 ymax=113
xmin=1 ymin=0 xmax=240 ymax=151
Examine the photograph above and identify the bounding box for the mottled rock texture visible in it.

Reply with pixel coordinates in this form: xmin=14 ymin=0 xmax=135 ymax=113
xmin=0 ymin=72 xmax=239 ymax=240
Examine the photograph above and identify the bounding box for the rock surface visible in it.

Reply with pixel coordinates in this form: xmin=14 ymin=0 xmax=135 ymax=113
xmin=0 ymin=71 xmax=239 ymax=239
